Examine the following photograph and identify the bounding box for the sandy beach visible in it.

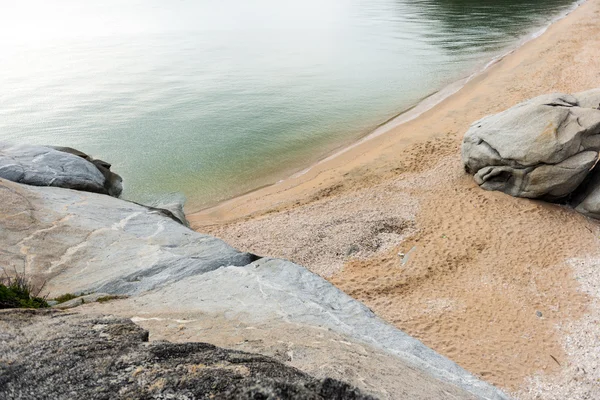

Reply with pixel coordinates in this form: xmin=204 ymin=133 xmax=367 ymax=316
xmin=189 ymin=0 xmax=600 ymax=397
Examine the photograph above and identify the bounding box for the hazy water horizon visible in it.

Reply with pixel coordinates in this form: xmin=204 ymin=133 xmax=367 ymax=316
xmin=0 ymin=0 xmax=582 ymax=211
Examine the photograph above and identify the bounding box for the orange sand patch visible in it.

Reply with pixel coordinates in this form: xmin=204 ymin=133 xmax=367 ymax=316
xmin=331 ymin=155 xmax=597 ymax=390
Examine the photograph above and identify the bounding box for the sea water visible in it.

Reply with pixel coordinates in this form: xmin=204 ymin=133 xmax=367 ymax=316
xmin=0 ymin=0 xmax=580 ymax=211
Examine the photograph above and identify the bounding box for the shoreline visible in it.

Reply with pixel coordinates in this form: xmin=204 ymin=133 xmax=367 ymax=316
xmin=289 ymin=0 xmax=586 ymax=182
xmin=188 ymin=0 xmax=600 ymax=396
xmin=187 ymin=0 xmax=586 ymax=218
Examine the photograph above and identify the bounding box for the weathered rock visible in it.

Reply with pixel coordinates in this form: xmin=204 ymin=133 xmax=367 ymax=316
xmin=571 ymin=163 xmax=600 ymax=218
xmin=0 ymin=178 xmax=507 ymax=400
xmin=462 ymin=92 xmax=600 ymax=200
xmin=53 ymin=146 xmax=124 ymax=197
xmin=0 ymin=178 xmax=257 ymax=295
xmin=125 ymin=257 xmax=509 ymax=399
xmin=153 ymin=200 xmax=189 ymax=227
xmin=0 ymin=142 xmax=189 ymax=226
xmin=0 ymin=309 xmax=372 ymax=400
xmin=130 ymin=200 xmax=190 ymax=227
xmin=575 ymin=88 xmax=600 ymax=109
xmin=0 ymin=143 xmax=123 ymax=197
xmin=142 ymin=192 xmax=190 ymax=227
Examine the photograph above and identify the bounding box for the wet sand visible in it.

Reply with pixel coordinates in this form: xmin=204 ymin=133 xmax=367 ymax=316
xmin=189 ymin=0 xmax=600 ymax=396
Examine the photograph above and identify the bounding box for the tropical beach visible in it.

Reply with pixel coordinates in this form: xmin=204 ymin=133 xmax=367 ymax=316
xmin=1 ymin=1 xmax=599 ymax=399
xmin=189 ymin=0 xmax=600 ymax=396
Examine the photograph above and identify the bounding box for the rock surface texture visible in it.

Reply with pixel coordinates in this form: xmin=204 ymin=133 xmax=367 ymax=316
xmin=0 ymin=144 xmax=508 ymax=399
xmin=0 ymin=309 xmax=371 ymax=400
xmin=0 ymin=143 xmax=123 ymax=197
xmin=0 ymin=178 xmax=257 ymax=295
xmin=462 ymin=90 xmax=600 ymax=204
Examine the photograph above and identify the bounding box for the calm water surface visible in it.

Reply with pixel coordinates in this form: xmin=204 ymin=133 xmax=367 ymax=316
xmin=0 ymin=0 xmax=580 ymax=211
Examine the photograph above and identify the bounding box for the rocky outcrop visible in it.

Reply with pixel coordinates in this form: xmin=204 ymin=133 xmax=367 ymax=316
xmin=0 ymin=178 xmax=257 ymax=295
xmin=0 ymin=177 xmax=507 ymax=400
xmin=0 ymin=309 xmax=372 ymax=400
xmin=0 ymin=143 xmax=123 ymax=197
xmin=119 ymin=257 xmax=511 ymax=398
xmin=141 ymin=192 xmax=190 ymax=227
xmin=0 ymin=142 xmax=509 ymax=399
xmin=461 ymin=90 xmax=600 ymax=222
xmin=462 ymin=92 xmax=600 ymax=201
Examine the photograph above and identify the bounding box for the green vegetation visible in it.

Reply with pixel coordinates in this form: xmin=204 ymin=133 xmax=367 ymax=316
xmin=0 ymin=271 xmax=48 ymax=309
xmin=96 ymin=295 xmax=127 ymax=303
xmin=53 ymin=293 xmax=80 ymax=304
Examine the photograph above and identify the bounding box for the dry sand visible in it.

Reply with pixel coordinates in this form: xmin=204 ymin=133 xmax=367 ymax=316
xmin=189 ymin=0 xmax=600 ymax=397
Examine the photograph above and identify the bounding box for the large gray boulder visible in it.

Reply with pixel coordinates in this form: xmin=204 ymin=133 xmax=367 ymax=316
xmin=0 ymin=178 xmax=507 ymax=400
xmin=0 ymin=143 xmax=123 ymax=197
xmin=462 ymin=92 xmax=600 ymax=200
xmin=0 ymin=178 xmax=256 ymax=295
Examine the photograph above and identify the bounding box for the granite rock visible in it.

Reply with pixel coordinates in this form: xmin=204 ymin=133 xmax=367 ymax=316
xmin=462 ymin=92 xmax=600 ymax=200
xmin=0 ymin=143 xmax=123 ymax=197
xmin=574 ymin=88 xmax=600 ymax=109
xmin=0 ymin=309 xmax=372 ymax=400
xmin=0 ymin=178 xmax=257 ymax=296
xmin=0 ymin=178 xmax=507 ymax=400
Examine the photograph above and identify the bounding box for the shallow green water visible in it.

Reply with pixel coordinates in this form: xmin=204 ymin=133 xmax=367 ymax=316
xmin=0 ymin=0 xmax=581 ymax=211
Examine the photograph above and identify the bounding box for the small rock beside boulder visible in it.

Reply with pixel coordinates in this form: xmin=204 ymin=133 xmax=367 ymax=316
xmin=462 ymin=89 xmax=600 ymax=217
xmin=142 ymin=192 xmax=190 ymax=227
